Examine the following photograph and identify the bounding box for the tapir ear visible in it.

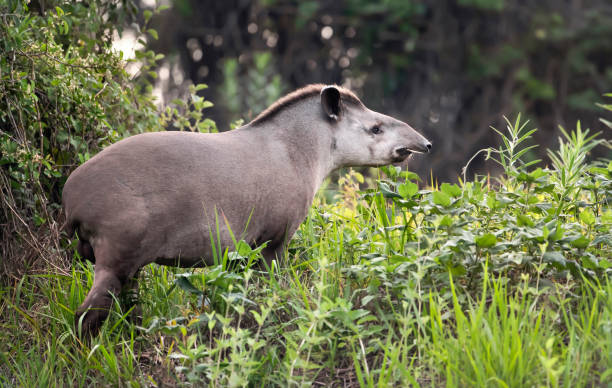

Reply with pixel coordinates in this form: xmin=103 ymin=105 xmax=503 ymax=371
xmin=320 ymin=85 xmax=342 ymax=121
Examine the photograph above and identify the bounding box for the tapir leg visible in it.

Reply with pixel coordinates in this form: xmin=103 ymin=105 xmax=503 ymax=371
xmin=260 ymin=227 xmax=293 ymax=268
xmin=261 ymin=243 xmax=285 ymax=269
xmin=77 ymin=239 xmax=95 ymax=263
xmin=75 ymin=266 xmax=122 ymax=335
xmin=120 ymin=269 xmax=142 ymax=325
xmin=75 ymin=239 xmax=141 ymax=335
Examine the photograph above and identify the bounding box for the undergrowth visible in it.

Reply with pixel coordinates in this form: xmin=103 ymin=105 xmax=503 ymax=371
xmin=1 ymin=117 xmax=611 ymax=387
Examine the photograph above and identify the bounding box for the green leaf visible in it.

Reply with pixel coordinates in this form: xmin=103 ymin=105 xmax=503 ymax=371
xmin=516 ymin=172 xmax=531 ymax=183
xmin=378 ymin=182 xmax=401 ymax=199
xmin=438 ymin=215 xmax=454 ymax=227
xmin=487 ymin=192 xmax=499 ymax=209
xmin=549 ymin=225 xmax=564 ymax=242
xmin=175 ymin=275 xmax=204 ymax=295
xmin=475 ymin=233 xmax=497 ymax=248
xmin=400 ymin=171 xmax=420 ymax=181
xmin=579 ymin=208 xmax=596 ymax=226
xmin=542 ymin=251 xmax=567 ymax=270
xmin=143 ymin=10 xmax=153 ymax=22
xmin=516 ymin=214 xmax=534 ymax=227
xmin=148 ymin=28 xmax=159 ymax=40
xmin=441 ymin=183 xmax=462 ymax=197
xmin=602 ymin=210 xmax=612 ymax=224
xmin=398 ymin=181 xmax=418 ymax=198
xmin=529 ymin=167 xmax=547 ymax=179
xmin=353 ymin=171 xmax=364 ymax=183
xmin=581 ymin=255 xmax=598 ymax=270
xmin=448 ymin=263 xmax=467 ymax=276
xmin=432 ymin=191 xmax=451 ymax=207
xmin=571 ymin=235 xmax=590 ymax=249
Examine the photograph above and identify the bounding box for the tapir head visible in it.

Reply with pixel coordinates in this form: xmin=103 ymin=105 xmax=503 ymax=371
xmin=320 ymin=85 xmax=431 ymax=167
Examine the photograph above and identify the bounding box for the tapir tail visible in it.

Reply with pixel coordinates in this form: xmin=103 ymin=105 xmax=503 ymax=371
xmin=62 ymin=218 xmax=95 ymax=263
xmin=61 ymin=219 xmax=76 ymax=237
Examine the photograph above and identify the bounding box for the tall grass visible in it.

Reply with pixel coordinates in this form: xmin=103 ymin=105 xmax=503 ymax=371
xmin=1 ymin=120 xmax=611 ymax=387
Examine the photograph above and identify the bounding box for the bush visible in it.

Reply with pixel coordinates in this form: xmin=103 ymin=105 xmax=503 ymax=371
xmin=0 ymin=0 xmax=163 ymax=279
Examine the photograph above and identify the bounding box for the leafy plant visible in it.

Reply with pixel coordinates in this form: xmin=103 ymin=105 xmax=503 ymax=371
xmin=0 ymin=0 xmax=164 ymax=276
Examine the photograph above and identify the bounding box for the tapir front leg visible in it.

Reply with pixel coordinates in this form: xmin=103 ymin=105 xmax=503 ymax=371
xmin=260 ymin=227 xmax=293 ymax=269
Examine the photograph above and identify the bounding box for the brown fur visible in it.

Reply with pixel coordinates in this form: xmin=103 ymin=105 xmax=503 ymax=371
xmin=249 ymin=84 xmax=364 ymax=125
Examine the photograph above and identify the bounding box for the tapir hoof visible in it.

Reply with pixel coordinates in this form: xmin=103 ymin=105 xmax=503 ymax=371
xmin=75 ymin=307 xmax=109 ymax=337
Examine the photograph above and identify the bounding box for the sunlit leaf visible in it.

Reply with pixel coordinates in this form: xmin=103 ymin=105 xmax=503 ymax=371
xmin=571 ymin=235 xmax=590 ymax=249
xmin=475 ymin=233 xmax=497 ymax=248
xmin=398 ymin=181 xmax=418 ymax=198
xmin=433 ymin=191 xmax=451 ymax=207
xmin=441 ymin=183 xmax=462 ymax=197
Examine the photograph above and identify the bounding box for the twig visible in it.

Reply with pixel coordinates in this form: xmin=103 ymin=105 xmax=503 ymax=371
xmin=14 ymin=49 xmax=105 ymax=71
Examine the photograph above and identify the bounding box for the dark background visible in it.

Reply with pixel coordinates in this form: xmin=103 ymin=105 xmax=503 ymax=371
xmin=143 ymin=0 xmax=612 ymax=181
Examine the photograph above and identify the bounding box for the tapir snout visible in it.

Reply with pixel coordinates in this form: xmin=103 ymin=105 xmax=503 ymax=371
xmin=395 ymin=125 xmax=432 ymax=158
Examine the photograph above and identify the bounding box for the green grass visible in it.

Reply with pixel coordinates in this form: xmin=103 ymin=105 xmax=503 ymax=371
xmin=1 ymin=119 xmax=611 ymax=387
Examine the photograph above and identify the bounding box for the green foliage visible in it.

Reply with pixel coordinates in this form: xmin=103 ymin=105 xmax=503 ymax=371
xmin=0 ymin=0 xmax=211 ymax=276
xmin=458 ymin=0 xmax=505 ymax=11
xmin=0 ymin=120 xmax=611 ymax=385
xmin=597 ymin=92 xmax=612 ymax=129
xmin=221 ymin=52 xmax=284 ymax=123
xmin=78 ymin=122 xmax=612 ymax=385
xmin=0 ymin=0 xmax=162 ymax=273
xmin=161 ymin=83 xmax=217 ymax=133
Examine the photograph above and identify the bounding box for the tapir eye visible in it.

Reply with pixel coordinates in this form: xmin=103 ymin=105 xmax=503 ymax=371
xmin=370 ymin=125 xmax=382 ymax=135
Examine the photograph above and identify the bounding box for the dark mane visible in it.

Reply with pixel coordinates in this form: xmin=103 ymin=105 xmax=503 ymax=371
xmin=249 ymin=84 xmax=364 ymax=125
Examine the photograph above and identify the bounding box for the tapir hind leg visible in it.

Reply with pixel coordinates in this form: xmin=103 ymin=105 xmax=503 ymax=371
xmin=77 ymin=239 xmax=95 ymax=263
xmin=75 ymin=239 xmax=141 ymax=336
xmin=120 ymin=269 xmax=142 ymax=326
xmin=75 ymin=266 xmax=122 ymax=335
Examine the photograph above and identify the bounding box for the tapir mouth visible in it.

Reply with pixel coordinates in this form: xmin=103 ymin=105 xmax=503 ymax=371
xmin=392 ymin=147 xmax=413 ymax=163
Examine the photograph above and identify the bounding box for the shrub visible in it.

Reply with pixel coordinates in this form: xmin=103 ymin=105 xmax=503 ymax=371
xmin=0 ymin=0 xmax=163 ymax=279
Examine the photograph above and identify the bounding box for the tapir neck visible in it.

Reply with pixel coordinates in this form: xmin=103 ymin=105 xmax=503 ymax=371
xmin=243 ymin=100 xmax=337 ymax=197
xmin=286 ymin=120 xmax=337 ymax=190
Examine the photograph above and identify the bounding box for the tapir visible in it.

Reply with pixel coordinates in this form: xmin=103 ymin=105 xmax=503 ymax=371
xmin=62 ymin=84 xmax=431 ymax=334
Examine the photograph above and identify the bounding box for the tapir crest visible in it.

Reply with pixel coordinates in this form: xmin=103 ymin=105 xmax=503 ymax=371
xmin=62 ymin=84 xmax=431 ymax=334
